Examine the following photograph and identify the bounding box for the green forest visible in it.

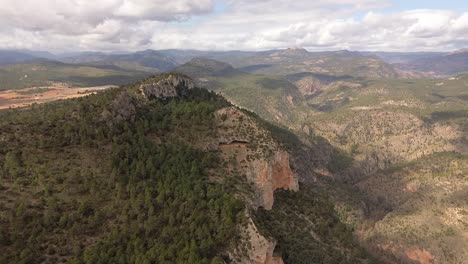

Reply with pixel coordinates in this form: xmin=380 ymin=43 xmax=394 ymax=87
xmin=0 ymin=74 xmax=371 ymax=263
xmin=0 ymin=80 xmax=243 ymax=263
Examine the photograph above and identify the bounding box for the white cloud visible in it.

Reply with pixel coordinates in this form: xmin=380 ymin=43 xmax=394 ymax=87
xmin=0 ymin=0 xmax=467 ymax=52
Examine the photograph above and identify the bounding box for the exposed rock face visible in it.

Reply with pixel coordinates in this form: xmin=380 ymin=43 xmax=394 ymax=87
xmin=231 ymin=216 xmax=284 ymax=264
xmin=139 ymin=74 xmax=194 ymax=99
xmin=254 ymin=151 xmax=299 ymax=210
xmin=105 ymin=91 xmax=137 ymax=122
xmin=214 ymin=107 xmax=299 ymax=210
xmin=211 ymin=106 xmax=300 ymax=263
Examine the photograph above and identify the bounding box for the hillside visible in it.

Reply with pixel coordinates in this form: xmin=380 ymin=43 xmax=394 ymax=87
xmin=396 ymin=50 xmax=468 ymax=76
xmin=0 ymin=50 xmax=46 ymax=65
xmin=0 ymin=61 xmax=150 ymax=91
xmin=210 ymin=48 xmax=409 ymax=79
xmin=174 ymin=58 xmax=468 ymax=264
xmin=61 ymin=50 xmax=178 ymax=73
xmin=174 ymin=58 xmax=309 ymax=125
xmin=0 ymin=74 xmax=372 ymax=263
xmin=174 ymin=57 xmax=242 ymax=77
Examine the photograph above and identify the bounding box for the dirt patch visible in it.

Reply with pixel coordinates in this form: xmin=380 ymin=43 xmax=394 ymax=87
xmin=351 ymin=106 xmax=382 ymax=111
xmin=404 ymin=183 xmax=419 ymax=192
xmin=0 ymin=83 xmax=115 ymax=110
xmin=405 ymin=247 xmax=434 ymax=264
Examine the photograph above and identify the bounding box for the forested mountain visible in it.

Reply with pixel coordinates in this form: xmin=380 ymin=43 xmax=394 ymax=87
xmin=395 ymin=50 xmax=468 ymax=76
xmin=0 ymin=73 xmax=373 ymax=264
xmin=0 ymin=61 xmax=150 ymax=91
xmin=0 ymin=50 xmax=44 ymax=65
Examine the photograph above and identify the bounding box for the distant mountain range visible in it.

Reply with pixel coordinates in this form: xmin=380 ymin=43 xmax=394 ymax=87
xmin=1 ymin=47 xmax=468 ymax=91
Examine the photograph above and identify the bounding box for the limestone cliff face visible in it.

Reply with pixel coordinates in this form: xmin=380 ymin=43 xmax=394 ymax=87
xmin=252 ymin=151 xmax=299 ymax=210
xmin=102 ymin=75 xmax=195 ymax=123
xmin=215 ymin=107 xmax=299 ymax=210
xmin=139 ymin=74 xmax=194 ymax=99
xmin=231 ymin=216 xmax=284 ymax=264
xmin=214 ymin=107 xmax=298 ymax=264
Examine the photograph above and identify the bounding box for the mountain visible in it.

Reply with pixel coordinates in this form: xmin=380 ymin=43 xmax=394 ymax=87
xmin=0 ymin=50 xmax=178 ymax=91
xmin=0 ymin=50 xmax=43 ymax=65
xmin=174 ymin=58 xmax=307 ymax=124
xmin=0 ymin=48 xmax=444 ymax=80
xmin=0 ymin=49 xmax=181 ymax=91
xmin=173 ymin=57 xmax=242 ymax=77
xmin=361 ymin=51 xmax=445 ymax=64
xmin=14 ymin=49 xmax=58 ymax=60
xmin=158 ymin=49 xmax=256 ymax=64
xmin=274 ymin=47 xmax=311 ymax=57
xmin=60 ymin=49 xmax=178 ymax=72
xmin=0 ymin=61 xmax=150 ymax=90
xmin=58 ymin=51 xmax=109 ymax=64
xmin=0 ymin=73 xmax=373 ymax=263
xmin=211 ymin=48 xmax=409 ymax=78
xmin=395 ymin=49 xmax=468 ymax=75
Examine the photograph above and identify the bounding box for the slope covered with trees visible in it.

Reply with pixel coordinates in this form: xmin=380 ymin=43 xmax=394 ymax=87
xmin=0 ymin=74 xmax=372 ymax=264
xmin=0 ymin=78 xmax=242 ymax=263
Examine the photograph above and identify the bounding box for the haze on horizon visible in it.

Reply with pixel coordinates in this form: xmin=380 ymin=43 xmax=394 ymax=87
xmin=1 ymin=0 xmax=468 ymax=53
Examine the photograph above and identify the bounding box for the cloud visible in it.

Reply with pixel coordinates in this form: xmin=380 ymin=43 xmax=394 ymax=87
xmin=0 ymin=0 xmax=467 ymax=52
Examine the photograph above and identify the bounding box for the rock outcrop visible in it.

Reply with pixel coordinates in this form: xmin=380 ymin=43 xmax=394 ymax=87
xmin=214 ymin=107 xmax=297 ymax=263
xmin=139 ymin=74 xmax=194 ymax=99
xmin=102 ymin=91 xmax=137 ymax=123
xmin=230 ymin=216 xmax=284 ymax=264
xmin=252 ymin=151 xmax=299 ymax=210
xmin=215 ymin=107 xmax=299 ymax=210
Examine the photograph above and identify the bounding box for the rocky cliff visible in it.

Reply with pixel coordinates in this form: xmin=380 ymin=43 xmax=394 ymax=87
xmin=230 ymin=216 xmax=284 ymax=264
xmin=253 ymin=151 xmax=299 ymax=210
xmin=139 ymin=74 xmax=194 ymax=99
xmin=214 ymin=107 xmax=299 ymax=210
xmin=213 ymin=107 xmax=299 ymax=263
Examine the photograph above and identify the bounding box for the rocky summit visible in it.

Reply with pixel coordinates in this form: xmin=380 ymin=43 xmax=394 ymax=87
xmin=139 ymin=74 xmax=195 ymax=99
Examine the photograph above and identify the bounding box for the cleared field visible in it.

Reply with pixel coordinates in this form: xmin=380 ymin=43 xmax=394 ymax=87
xmin=0 ymin=84 xmax=115 ymax=109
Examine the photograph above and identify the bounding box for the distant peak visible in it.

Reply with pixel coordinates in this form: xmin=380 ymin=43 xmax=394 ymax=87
xmin=286 ymin=47 xmax=307 ymax=51
xmin=276 ymin=47 xmax=309 ymax=57
xmin=448 ymin=48 xmax=468 ymax=55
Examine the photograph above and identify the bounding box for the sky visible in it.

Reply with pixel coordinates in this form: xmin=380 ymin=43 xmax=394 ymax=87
xmin=0 ymin=0 xmax=467 ymax=52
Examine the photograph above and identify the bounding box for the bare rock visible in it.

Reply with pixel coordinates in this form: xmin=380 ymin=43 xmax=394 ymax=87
xmin=214 ymin=106 xmax=299 ymax=210
xmin=252 ymin=151 xmax=299 ymax=210
xmin=139 ymin=74 xmax=194 ymax=99
xmin=230 ymin=216 xmax=284 ymax=264
xmin=104 ymin=91 xmax=137 ymax=122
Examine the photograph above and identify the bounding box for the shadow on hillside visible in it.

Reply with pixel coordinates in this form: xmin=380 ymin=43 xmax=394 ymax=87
xmin=239 ymin=64 xmax=272 ymax=72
